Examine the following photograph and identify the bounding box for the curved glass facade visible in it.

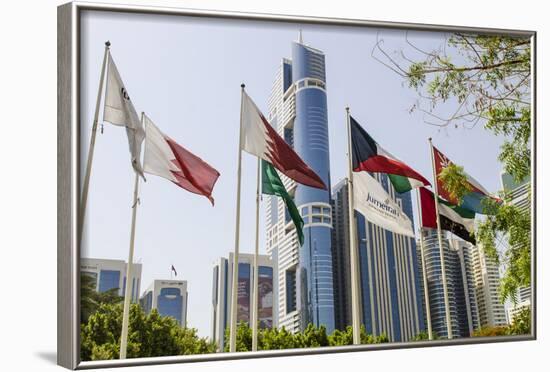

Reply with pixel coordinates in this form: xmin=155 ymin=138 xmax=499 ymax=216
xmin=157 ymin=287 xmax=184 ymax=325
xmin=291 ymin=42 xmax=335 ymax=332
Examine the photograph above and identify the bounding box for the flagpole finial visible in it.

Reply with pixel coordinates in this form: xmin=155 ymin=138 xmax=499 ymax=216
xmin=428 ymin=137 xmax=432 ymax=142
xmin=105 ymin=40 xmax=111 ymax=48
xmin=345 ymin=106 xmax=350 ymax=112
xmin=241 ymin=83 xmax=245 ymax=90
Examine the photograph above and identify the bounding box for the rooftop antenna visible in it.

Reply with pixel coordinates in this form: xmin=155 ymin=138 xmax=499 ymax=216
xmin=299 ymin=29 xmax=303 ymax=44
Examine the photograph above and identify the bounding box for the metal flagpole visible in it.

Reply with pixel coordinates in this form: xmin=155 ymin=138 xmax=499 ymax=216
xmin=79 ymin=41 xmax=111 ymax=242
xmin=415 ymin=188 xmax=433 ymax=340
xmin=251 ymin=158 xmax=261 ymax=352
xmin=345 ymin=107 xmax=362 ymax=345
xmin=428 ymin=138 xmax=453 ymax=339
xmin=229 ymin=84 xmax=246 ymax=353
xmin=119 ymin=112 xmax=144 ymax=359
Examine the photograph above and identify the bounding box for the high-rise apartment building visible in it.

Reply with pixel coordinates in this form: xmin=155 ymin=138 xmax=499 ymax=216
xmin=211 ymin=253 xmax=276 ymax=351
xmin=420 ymin=230 xmax=480 ymax=338
xmin=331 ymin=176 xmax=426 ymax=342
xmin=265 ymin=39 xmax=335 ymax=333
xmin=501 ymin=171 xmax=531 ymax=323
xmin=140 ymin=279 xmax=188 ymax=327
xmin=469 ymin=244 xmax=507 ymax=328
xmin=80 ymin=258 xmax=142 ymax=303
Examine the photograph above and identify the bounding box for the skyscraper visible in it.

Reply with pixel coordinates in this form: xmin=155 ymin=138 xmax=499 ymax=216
xmin=420 ymin=230 xmax=480 ymax=338
xmin=501 ymin=171 xmax=531 ymax=323
xmin=266 ymin=38 xmax=335 ymax=333
xmin=331 ymin=175 xmax=426 ymax=342
xmin=211 ymin=253 xmax=276 ymax=351
xmin=469 ymin=243 xmax=507 ymax=328
xmin=80 ymin=258 xmax=142 ymax=303
xmin=140 ymin=279 xmax=188 ymax=327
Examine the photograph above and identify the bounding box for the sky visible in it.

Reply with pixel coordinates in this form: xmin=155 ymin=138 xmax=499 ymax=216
xmin=80 ymin=10 xmax=509 ymax=337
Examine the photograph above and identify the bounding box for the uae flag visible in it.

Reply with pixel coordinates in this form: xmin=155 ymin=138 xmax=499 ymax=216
xmin=433 ymin=145 xmax=497 ymax=214
xmin=262 ymin=160 xmax=304 ymax=245
xmin=240 ymin=91 xmax=326 ymax=190
xmin=103 ymin=53 xmax=146 ymax=178
xmin=350 ymin=116 xmax=430 ymax=193
xmin=419 ymin=187 xmax=476 ymax=244
xmin=143 ymin=114 xmax=220 ymax=205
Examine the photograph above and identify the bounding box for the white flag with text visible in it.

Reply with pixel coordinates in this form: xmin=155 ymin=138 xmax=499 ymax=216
xmin=352 ymin=171 xmax=414 ymax=237
xmin=103 ymin=53 xmax=145 ymax=178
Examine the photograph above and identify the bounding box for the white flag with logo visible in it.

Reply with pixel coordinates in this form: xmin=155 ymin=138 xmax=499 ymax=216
xmin=103 ymin=53 xmax=145 ymax=178
xmin=352 ymin=171 xmax=414 ymax=237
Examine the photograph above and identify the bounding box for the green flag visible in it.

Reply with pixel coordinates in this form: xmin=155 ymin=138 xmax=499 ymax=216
xmin=262 ymin=160 xmax=304 ymax=245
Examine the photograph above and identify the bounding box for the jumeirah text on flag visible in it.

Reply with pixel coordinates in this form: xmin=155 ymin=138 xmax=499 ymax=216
xmin=240 ymin=91 xmax=326 ymax=190
xmin=262 ymin=160 xmax=304 ymax=245
xmin=352 ymin=171 xmax=415 ymax=237
xmin=143 ymin=115 xmax=220 ymax=205
xmin=419 ymin=187 xmax=476 ymax=244
xmin=103 ymin=53 xmax=146 ymax=178
xmin=350 ymin=116 xmax=430 ymax=193
xmin=432 ymin=145 xmax=498 ymax=214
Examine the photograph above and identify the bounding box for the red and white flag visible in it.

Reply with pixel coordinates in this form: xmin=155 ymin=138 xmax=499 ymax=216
xmin=240 ymin=91 xmax=326 ymax=190
xmin=143 ymin=115 xmax=220 ymax=205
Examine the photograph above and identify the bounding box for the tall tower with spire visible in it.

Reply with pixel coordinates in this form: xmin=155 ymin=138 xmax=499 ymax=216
xmin=265 ymin=35 xmax=335 ymax=333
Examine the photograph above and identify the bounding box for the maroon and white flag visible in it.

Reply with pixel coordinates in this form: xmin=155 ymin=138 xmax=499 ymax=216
xmin=143 ymin=115 xmax=220 ymax=205
xmin=240 ymin=91 xmax=326 ymax=190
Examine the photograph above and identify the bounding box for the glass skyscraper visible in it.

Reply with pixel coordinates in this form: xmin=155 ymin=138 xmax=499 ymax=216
xmin=420 ymin=229 xmax=480 ymax=338
xmin=266 ymin=39 xmax=335 ymax=333
xmin=332 ymin=175 xmax=426 ymax=342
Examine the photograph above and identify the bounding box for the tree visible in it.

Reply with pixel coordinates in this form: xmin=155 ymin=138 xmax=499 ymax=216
xmin=224 ymin=323 xmax=388 ymax=352
xmin=80 ymin=303 xmax=216 ymax=361
xmin=374 ymin=33 xmax=532 ymax=302
xmin=508 ymin=306 xmax=531 ymax=335
xmin=80 ymin=273 xmax=122 ymax=324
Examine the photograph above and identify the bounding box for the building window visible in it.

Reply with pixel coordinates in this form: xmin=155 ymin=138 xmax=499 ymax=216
xmin=98 ymin=270 xmax=120 ymax=293
xmin=285 ymin=268 xmax=297 ymax=314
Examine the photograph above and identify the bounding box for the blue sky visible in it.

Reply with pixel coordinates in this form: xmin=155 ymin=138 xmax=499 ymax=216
xmin=80 ymin=10 xmax=507 ymax=337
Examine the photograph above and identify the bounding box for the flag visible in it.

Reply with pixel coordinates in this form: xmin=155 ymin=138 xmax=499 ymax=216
xmin=262 ymin=160 xmax=304 ymax=245
xmin=419 ymin=187 xmax=476 ymax=244
xmin=350 ymin=116 xmax=430 ymax=193
xmin=432 ymin=146 xmax=497 ymax=214
xmin=143 ymin=115 xmax=220 ymax=205
xmin=103 ymin=53 xmax=145 ymax=178
xmin=240 ymin=91 xmax=326 ymax=190
xmin=171 ymin=265 xmax=177 ymax=277
xmin=352 ymin=171 xmax=415 ymax=237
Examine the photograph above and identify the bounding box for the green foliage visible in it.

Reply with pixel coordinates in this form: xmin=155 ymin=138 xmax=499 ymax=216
xmin=508 ymin=306 xmax=531 ymax=335
xmin=80 ymin=303 xmax=216 ymax=361
xmin=80 ymin=273 xmax=123 ymax=324
xmin=473 ymin=306 xmax=531 ymax=337
xmin=437 ymin=164 xmax=472 ymax=203
xmin=224 ymin=323 xmax=388 ymax=352
xmin=411 ymin=331 xmax=439 ymax=341
xmin=379 ymin=33 xmax=532 ymax=303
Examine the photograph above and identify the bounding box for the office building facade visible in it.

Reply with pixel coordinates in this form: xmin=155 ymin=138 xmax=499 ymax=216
xmin=140 ymin=280 xmax=188 ymax=327
xmin=211 ymin=253 xmax=276 ymax=351
xmin=332 ymin=176 xmax=426 ymax=342
xmin=80 ymin=258 xmax=142 ymax=303
xmin=265 ymin=39 xmax=335 ymax=333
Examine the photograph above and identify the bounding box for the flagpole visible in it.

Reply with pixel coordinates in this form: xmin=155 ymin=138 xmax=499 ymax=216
xmin=415 ymin=188 xmax=433 ymax=340
xmin=345 ymin=107 xmax=362 ymax=345
xmin=229 ymin=84 xmax=246 ymax=353
xmin=428 ymin=138 xmax=453 ymax=339
xmin=119 ymin=112 xmax=144 ymax=359
xmin=251 ymin=158 xmax=261 ymax=352
xmin=79 ymin=41 xmax=111 ymax=242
